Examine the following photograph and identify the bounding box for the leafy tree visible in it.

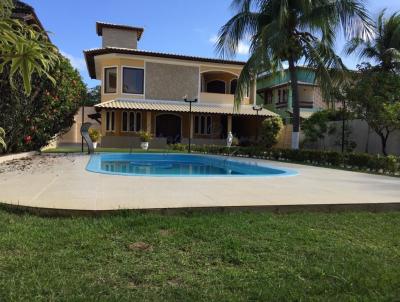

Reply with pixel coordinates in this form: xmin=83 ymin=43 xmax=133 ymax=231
xmin=0 ymin=128 xmax=6 ymax=151
xmin=0 ymin=54 xmax=86 ymax=153
xmin=345 ymin=65 xmax=400 ymax=156
xmin=302 ymin=110 xmax=337 ymax=149
xmin=85 ymin=85 xmax=101 ymax=106
xmin=216 ymin=0 xmax=373 ymax=149
xmin=0 ymin=0 xmax=58 ymax=95
xmin=346 ymin=10 xmax=400 ymax=72
xmin=259 ymin=116 xmax=283 ymax=148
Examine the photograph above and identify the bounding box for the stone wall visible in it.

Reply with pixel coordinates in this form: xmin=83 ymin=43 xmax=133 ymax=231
xmin=102 ymin=27 xmax=138 ymax=49
xmin=145 ymin=62 xmax=199 ymax=101
xmin=306 ymin=119 xmax=400 ymax=156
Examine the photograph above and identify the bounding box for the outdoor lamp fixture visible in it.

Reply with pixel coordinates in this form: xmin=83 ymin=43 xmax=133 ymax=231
xmin=252 ymin=105 xmax=263 ymax=141
xmin=184 ymin=97 xmax=198 ymax=153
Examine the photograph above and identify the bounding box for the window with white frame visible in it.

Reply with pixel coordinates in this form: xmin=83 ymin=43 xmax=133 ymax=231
xmin=277 ymin=88 xmax=289 ymax=103
xmin=104 ymin=67 xmax=117 ymax=93
xmin=121 ymin=111 xmax=142 ymax=132
xmin=194 ymin=115 xmax=212 ymax=135
xmin=106 ymin=111 xmax=115 ymax=131
xmin=123 ymin=67 xmax=144 ymax=94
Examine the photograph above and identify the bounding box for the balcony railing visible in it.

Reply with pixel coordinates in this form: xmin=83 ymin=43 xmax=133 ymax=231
xmin=200 ymin=92 xmax=250 ymax=105
xmin=275 ymin=100 xmax=314 ymax=109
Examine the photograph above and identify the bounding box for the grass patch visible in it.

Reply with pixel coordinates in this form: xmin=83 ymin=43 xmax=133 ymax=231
xmin=0 ymin=209 xmax=399 ymax=301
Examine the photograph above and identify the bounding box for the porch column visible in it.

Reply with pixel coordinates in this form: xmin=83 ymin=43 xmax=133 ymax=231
xmin=252 ymin=79 xmax=257 ymax=105
xmin=146 ymin=111 xmax=152 ymax=133
xmin=227 ymin=115 xmax=232 ymax=134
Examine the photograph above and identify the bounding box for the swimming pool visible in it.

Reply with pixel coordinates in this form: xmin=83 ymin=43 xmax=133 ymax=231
xmin=86 ymin=153 xmax=298 ymax=177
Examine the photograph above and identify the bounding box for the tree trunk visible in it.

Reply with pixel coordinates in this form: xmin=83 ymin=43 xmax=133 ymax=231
xmin=341 ymin=100 xmax=346 ymax=153
xmin=365 ymin=124 xmax=370 ymax=153
xmin=379 ymin=131 xmax=389 ymax=156
xmin=288 ymin=57 xmax=300 ymax=149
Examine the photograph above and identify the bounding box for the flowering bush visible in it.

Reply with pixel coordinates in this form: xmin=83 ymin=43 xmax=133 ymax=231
xmin=0 ymin=54 xmax=86 ymax=153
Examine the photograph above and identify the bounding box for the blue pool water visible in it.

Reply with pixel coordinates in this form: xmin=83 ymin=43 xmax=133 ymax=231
xmin=86 ymin=153 xmax=297 ymax=177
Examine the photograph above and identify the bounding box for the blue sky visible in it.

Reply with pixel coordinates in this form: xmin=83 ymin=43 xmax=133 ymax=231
xmin=27 ymin=0 xmax=400 ymax=87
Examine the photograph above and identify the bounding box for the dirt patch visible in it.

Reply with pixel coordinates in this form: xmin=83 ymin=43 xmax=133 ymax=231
xmin=128 ymin=242 xmax=153 ymax=252
xmin=167 ymin=277 xmax=183 ymax=287
xmin=158 ymin=229 xmax=173 ymax=236
xmin=0 ymin=154 xmax=76 ymax=174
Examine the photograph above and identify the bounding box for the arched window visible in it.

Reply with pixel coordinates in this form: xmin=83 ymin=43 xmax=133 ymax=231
xmin=230 ymin=79 xmax=238 ymax=95
xmin=206 ymin=80 xmax=226 ymax=94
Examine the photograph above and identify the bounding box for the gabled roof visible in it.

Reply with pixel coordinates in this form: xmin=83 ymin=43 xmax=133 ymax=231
xmin=84 ymin=47 xmax=246 ymax=79
xmin=96 ymin=22 xmax=144 ymax=40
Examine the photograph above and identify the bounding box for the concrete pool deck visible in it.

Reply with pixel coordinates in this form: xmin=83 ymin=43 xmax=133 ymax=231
xmin=0 ymin=153 xmax=399 ymax=213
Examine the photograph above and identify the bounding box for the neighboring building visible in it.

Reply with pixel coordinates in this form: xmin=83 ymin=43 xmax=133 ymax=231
xmin=11 ymin=0 xmax=47 ymax=35
xmin=84 ymin=22 xmax=276 ymax=148
xmin=256 ymin=67 xmax=329 ymax=121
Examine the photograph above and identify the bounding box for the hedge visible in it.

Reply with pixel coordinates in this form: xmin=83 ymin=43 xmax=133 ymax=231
xmin=170 ymin=144 xmax=400 ymax=176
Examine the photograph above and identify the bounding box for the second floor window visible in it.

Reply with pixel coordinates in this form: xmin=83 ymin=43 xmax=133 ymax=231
xmin=123 ymin=67 xmax=144 ymax=94
xmin=121 ymin=111 xmax=142 ymax=132
xmin=104 ymin=67 xmax=117 ymax=93
xmin=194 ymin=115 xmax=212 ymax=135
xmin=277 ymin=89 xmax=289 ymax=103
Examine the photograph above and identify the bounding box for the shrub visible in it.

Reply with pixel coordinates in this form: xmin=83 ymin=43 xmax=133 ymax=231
xmin=302 ymin=110 xmax=337 ymax=147
xmin=260 ymin=116 xmax=283 ymax=148
xmin=170 ymin=143 xmax=188 ymax=151
xmin=88 ymin=128 xmax=101 ymax=142
xmin=189 ymin=145 xmax=400 ymax=175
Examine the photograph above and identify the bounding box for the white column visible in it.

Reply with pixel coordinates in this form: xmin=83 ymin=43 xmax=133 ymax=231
xmin=252 ymin=79 xmax=257 ymax=105
xmin=227 ymin=115 xmax=232 ymax=133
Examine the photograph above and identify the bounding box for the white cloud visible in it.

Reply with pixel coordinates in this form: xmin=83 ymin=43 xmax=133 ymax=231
xmin=208 ymin=34 xmax=250 ymax=56
xmin=209 ymin=34 xmax=219 ymax=44
xmin=237 ymin=41 xmax=250 ymax=55
xmin=60 ymin=51 xmax=86 ymax=72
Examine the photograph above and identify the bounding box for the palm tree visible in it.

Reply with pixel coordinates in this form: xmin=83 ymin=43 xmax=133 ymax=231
xmin=0 ymin=128 xmax=6 ymax=151
xmin=216 ymin=0 xmax=373 ymax=149
xmin=0 ymin=0 xmax=58 ymax=95
xmin=345 ymin=10 xmax=400 ymax=72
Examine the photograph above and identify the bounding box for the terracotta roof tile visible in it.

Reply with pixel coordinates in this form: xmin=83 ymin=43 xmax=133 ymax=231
xmin=95 ymin=99 xmax=277 ymax=117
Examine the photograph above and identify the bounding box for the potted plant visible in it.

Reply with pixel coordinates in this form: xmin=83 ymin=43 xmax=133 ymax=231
xmin=139 ymin=131 xmax=152 ymax=150
xmin=88 ymin=128 xmax=101 ymax=149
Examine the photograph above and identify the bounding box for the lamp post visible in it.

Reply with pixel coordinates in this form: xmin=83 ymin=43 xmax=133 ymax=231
xmin=184 ymin=97 xmax=198 ymax=153
xmin=252 ymin=104 xmax=263 ymax=142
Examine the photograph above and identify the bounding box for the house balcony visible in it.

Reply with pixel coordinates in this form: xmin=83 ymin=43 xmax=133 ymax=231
xmin=275 ymin=100 xmax=314 ymax=109
xmin=199 ymin=92 xmax=250 ymax=105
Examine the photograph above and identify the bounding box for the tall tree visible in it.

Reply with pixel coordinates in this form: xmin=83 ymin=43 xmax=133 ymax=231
xmin=345 ymin=64 xmax=400 ymax=156
xmin=216 ymin=0 xmax=372 ymax=149
xmin=0 ymin=0 xmax=58 ymax=95
xmin=346 ymin=10 xmax=400 ymax=72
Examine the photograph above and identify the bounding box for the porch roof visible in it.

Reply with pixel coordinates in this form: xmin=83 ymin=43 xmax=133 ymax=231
xmin=95 ymin=99 xmax=277 ymax=117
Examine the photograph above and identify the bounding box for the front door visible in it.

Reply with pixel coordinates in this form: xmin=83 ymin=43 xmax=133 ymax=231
xmin=155 ymin=114 xmax=182 ymax=144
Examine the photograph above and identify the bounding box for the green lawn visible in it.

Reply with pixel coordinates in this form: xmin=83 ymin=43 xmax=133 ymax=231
xmin=0 ymin=209 xmax=399 ymax=301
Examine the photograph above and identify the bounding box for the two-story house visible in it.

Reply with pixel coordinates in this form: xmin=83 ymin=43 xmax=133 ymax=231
xmin=256 ymin=67 xmax=329 ymax=121
xmin=84 ymin=22 xmax=276 ymax=148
